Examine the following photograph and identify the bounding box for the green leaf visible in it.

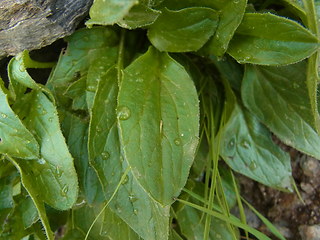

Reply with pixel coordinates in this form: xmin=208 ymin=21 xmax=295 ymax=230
xmin=118 ymin=47 xmax=199 ymax=204
xmin=61 ymin=111 xmax=104 ymax=205
xmin=8 ymin=156 xmax=54 ymax=240
xmin=17 ymin=196 xmax=39 ymax=229
xmin=177 ymin=205 xmax=236 ymax=240
xmin=0 ymin=82 xmax=39 ymax=159
xmin=220 ymin=103 xmax=292 ymax=190
xmin=19 ymin=91 xmax=78 ymax=210
xmin=89 ymin=67 xmax=170 ymax=240
xmin=118 ymin=4 xmax=161 ymax=29
xmin=87 ymin=0 xmax=138 ymax=27
xmin=99 ymin=207 xmax=142 ymax=239
xmin=242 ymin=63 xmax=320 ymax=159
xmin=147 ymin=7 xmax=219 ymax=52
xmin=227 ymin=13 xmax=319 ymax=65
xmin=203 ymin=0 xmax=247 ymax=56
xmin=47 ymin=27 xmax=119 ymax=109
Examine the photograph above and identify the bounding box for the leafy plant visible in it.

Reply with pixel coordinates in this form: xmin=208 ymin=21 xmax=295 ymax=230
xmin=0 ymin=0 xmax=319 ymax=239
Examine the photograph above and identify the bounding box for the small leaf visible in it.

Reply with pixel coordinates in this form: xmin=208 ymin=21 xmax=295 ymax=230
xmin=118 ymin=3 xmax=161 ymax=29
xmin=242 ymin=63 xmax=320 ymax=159
xmin=203 ymin=0 xmax=247 ymax=56
xmin=47 ymin=27 xmax=119 ymax=109
xmin=8 ymin=156 xmax=54 ymax=240
xmin=87 ymin=0 xmax=138 ymax=26
xmin=0 ymin=82 xmax=39 ymax=159
xmin=228 ymin=13 xmax=319 ymax=65
xmin=148 ymin=7 xmax=219 ymax=52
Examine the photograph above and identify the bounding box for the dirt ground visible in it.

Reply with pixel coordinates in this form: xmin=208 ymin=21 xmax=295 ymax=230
xmin=239 ymin=141 xmax=320 ymax=240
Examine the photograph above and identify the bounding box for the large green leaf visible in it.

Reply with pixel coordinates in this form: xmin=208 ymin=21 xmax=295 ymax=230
xmin=118 ymin=47 xmax=199 ymax=205
xmin=242 ymin=63 xmax=320 ymax=159
xmin=87 ymin=0 xmax=138 ymax=26
xmin=147 ymin=7 xmax=219 ymax=52
xmin=227 ymin=13 xmax=319 ymax=65
xmin=203 ymin=0 xmax=247 ymax=56
xmin=89 ymin=67 xmax=170 ymax=240
xmin=18 ymin=92 xmax=78 ymax=210
xmin=0 ymin=81 xmax=39 ymax=159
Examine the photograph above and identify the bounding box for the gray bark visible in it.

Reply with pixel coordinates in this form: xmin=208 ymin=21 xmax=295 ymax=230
xmin=0 ymin=0 xmax=93 ymax=58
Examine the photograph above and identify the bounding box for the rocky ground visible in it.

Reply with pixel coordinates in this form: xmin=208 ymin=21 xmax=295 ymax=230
xmin=239 ymin=142 xmax=320 ymax=240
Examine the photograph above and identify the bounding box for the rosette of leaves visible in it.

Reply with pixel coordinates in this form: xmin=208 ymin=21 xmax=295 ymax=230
xmin=0 ymin=0 xmax=319 ymax=239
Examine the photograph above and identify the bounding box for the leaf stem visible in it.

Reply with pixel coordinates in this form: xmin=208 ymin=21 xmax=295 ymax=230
xmin=117 ymin=28 xmax=126 ymax=85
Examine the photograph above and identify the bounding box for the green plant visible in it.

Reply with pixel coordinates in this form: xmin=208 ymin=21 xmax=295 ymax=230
xmin=0 ymin=0 xmax=319 ymax=239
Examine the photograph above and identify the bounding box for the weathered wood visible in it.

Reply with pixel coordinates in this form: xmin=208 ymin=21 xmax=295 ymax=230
xmin=0 ymin=0 xmax=93 ymax=58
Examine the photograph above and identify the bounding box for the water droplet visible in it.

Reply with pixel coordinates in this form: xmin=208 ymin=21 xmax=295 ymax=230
xmin=228 ymin=138 xmax=235 ymax=149
xmin=19 ymin=65 xmax=25 ymax=72
xmin=116 ymin=204 xmax=122 ymax=213
xmin=87 ymin=85 xmax=96 ymax=92
xmin=293 ymin=83 xmax=299 ymax=89
xmin=118 ymin=106 xmax=131 ymax=120
xmin=122 ymin=175 xmax=129 ymax=185
xmin=174 ymin=138 xmax=181 ymax=146
xmin=180 ymin=133 xmax=184 ymax=137
xmin=136 ymin=78 xmax=143 ymax=83
xmin=96 ymin=126 xmax=102 ymax=133
xmin=133 ymin=209 xmax=138 ymax=215
xmin=129 ymin=194 xmax=138 ymax=202
xmin=249 ymin=161 xmax=257 ymax=170
xmin=48 ymin=117 xmax=53 ymax=122
xmin=56 ymin=166 xmax=62 ymax=177
xmin=61 ymin=185 xmax=69 ymax=196
xmin=101 ymin=151 xmax=110 ymax=160
xmin=1 ymin=113 xmax=7 ymax=118
xmin=241 ymin=140 xmax=250 ymax=149
xmin=41 ymin=110 xmax=47 ymax=115
xmin=37 ymin=158 xmax=46 ymax=165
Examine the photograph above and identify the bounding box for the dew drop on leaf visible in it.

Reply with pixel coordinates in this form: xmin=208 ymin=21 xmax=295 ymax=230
xmin=37 ymin=158 xmax=46 ymax=165
xmin=249 ymin=161 xmax=257 ymax=170
xmin=61 ymin=185 xmax=69 ymax=197
xmin=86 ymin=85 xmax=96 ymax=92
xmin=1 ymin=113 xmax=7 ymax=118
xmin=122 ymin=175 xmax=129 ymax=185
xmin=101 ymin=151 xmax=110 ymax=160
xmin=129 ymin=194 xmax=138 ymax=202
xmin=241 ymin=140 xmax=250 ymax=149
xmin=48 ymin=117 xmax=53 ymax=122
xmin=174 ymin=138 xmax=181 ymax=146
xmin=19 ymin=65 xmax=25 ymax=72
xmin=118 ymin=106 xmax=131 ymax=120
xmin=56 ymin=166 xmax=63 ymax=177
xmin=228 ymin=138 xmax=235 ymax=149
xmin=133 ymin=209 xmax=138 ymax=215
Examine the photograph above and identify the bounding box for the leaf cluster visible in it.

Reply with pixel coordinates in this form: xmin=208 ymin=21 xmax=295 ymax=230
xmin=0 ymin=0 xmax=319 ymax=239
